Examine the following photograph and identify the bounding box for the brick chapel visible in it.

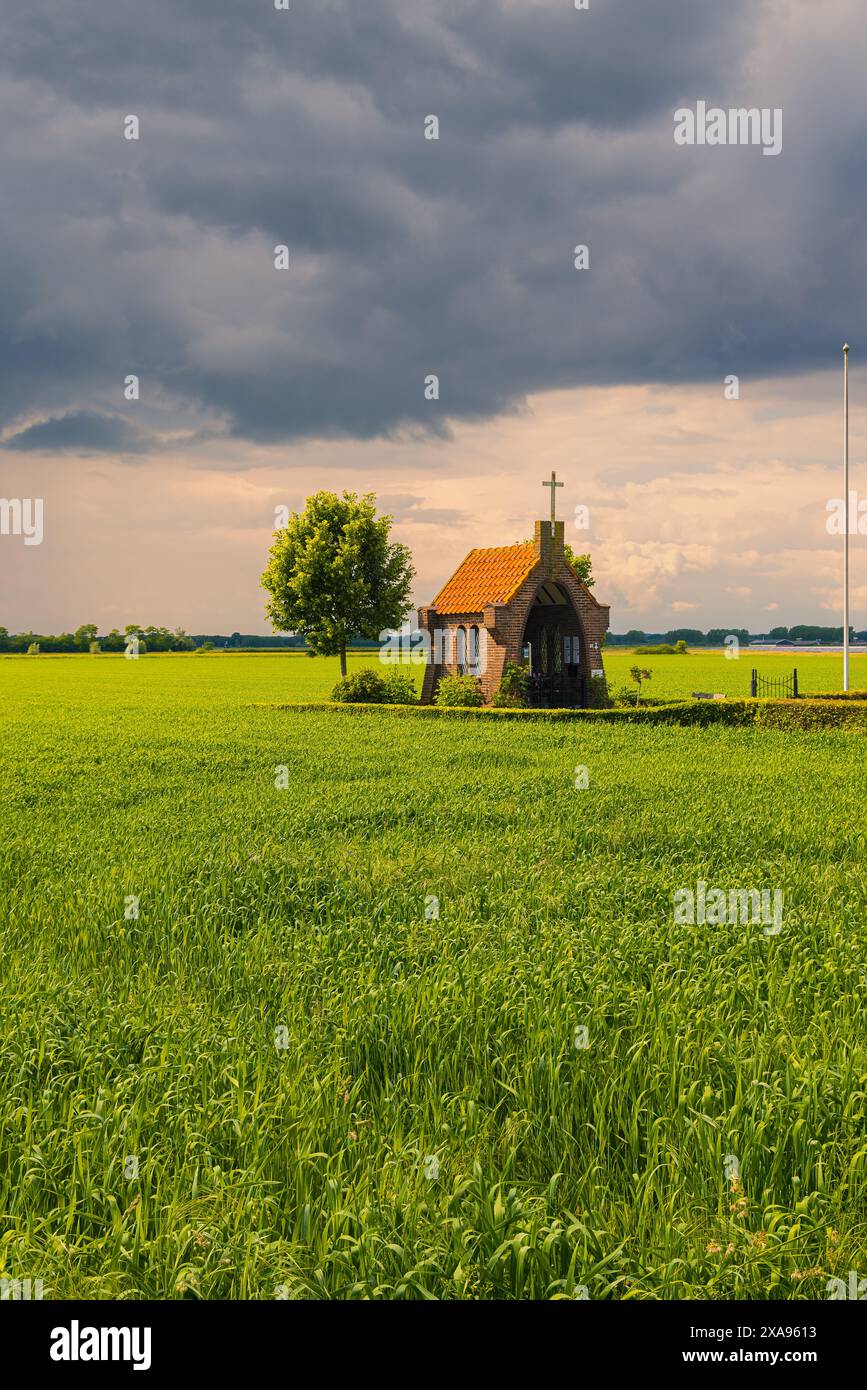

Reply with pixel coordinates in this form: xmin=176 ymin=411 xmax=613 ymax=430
xmin=418 ymin=473 xmax=610 ymax=706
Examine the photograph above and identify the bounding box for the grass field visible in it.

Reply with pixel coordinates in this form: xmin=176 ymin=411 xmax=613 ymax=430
xmin=1 ymin=652 xmax=866 ymax=1299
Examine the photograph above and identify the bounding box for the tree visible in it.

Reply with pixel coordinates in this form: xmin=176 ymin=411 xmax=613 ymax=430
xmin=74 ymin=623 xmax=98 ymax=650
xmin=564 ymin=542 xmax=594 ymax=589
xmin=629 ymin=665 xmax=652 ymax=706
xmin=260 ymin=492 xmax=415 ymax=677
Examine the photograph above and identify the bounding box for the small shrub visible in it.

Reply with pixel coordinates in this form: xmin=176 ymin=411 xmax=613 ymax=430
xmin=381 ymin=668 xmax=418 ymax=704
xmin=634 ymin=643 xmax=676 ymax=655
xmin=331 ymin=668 xmax=389 ymax=703
xmin=435 ymin=673 xmax=484 ymax=707
xmin=492 ymin=662 xmax=529 ymax=708
xmin=611 ymin=683 xmax=638 ymax=707
xmin=88 ymin=641 xmax=101 ymax=654
xmin=584 ymin=674 xmax=612 ymax=709
xmin=26 ymin=642 xmax=40 ymax=655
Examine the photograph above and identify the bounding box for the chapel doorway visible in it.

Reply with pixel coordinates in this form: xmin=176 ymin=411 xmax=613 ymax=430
xmin=521 ymin=581 xmax=586 ymax=707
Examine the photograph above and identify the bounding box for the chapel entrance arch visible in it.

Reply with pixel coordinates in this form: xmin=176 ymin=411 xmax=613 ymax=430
xmin=520 ymin=580 xmax=587 ymax=706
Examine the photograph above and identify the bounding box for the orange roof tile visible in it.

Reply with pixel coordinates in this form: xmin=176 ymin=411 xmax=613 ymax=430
xmin=432 ymin=542 xmax=537 ymax=614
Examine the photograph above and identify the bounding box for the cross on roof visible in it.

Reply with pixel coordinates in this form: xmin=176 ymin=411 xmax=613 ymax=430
xmin=542 ymin=470 xmax=563 ymax=523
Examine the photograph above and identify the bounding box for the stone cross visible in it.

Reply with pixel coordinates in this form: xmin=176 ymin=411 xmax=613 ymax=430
xmin=542 ymin=470 xmax=563 ymax=523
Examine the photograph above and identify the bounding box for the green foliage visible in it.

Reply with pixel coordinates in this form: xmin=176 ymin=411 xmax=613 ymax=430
xmin=611 ymin=683 xmax=642 ymax=707
xmin=434 ymin=673 xmax=485 ymax=707
xmin=331 ymin=666 xmax=417 ymax=705
xmin=805 ymin=689 xmax=867 ymax=701
xmin=629 ymin=665 xmax=652 ymax=706
xmin=0 ymin=654 xmax=865 ymax=1299
xmin=297 ymin=696 xmax=867 ymax=730
xmin=705 ymin=629 xmax=751 ymax=646
xmin=769 ymin=624 xmax=856 ymax=643
xmin=381 ymin=668 xmax=418 ymax=705
xmin=26 ymin=641 xmax=40 ymax=654
xmin=332 ymin=668 xmax=388 ymax=703
xmin=491 ymin=662 xmax=530 ymax=708
xmin=88 ymin=641 xmax=101 ymax=654
xmin=260 ymin=491 xmax=414 ymax=674
xmin=753 ymin=699 xmax=867 ymax=731
xmin=331 ymin=668 xmax=385 ymax=703
xmin=583 ymin=674 xmax=611 ymax=709
xmin=634 ymin=643 xmax=678 ymax=655
xmin=563 ymin=542 xmax=593 ymax=589
xmin=0 ymin=624 xmax=195 ymax=653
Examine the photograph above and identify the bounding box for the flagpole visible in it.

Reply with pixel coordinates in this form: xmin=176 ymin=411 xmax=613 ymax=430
xmin=843 ymin=343 xmax=850 ymax=692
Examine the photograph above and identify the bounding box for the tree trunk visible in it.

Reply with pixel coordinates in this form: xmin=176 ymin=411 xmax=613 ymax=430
xmin=340 ymin=641 xmax=347 ymax=678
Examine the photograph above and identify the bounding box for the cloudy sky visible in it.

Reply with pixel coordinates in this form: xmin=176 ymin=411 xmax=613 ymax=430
xmin=1 ymin=0 xmax=865 ymax=633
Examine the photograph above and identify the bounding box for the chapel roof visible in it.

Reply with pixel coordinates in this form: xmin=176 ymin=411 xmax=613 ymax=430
xmin=432 ymin=541 xmax=537 ymax=614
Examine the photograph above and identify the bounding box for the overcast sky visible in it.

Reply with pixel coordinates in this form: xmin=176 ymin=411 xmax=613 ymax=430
xmin=1 ymin=0 xmax=865 ymax=632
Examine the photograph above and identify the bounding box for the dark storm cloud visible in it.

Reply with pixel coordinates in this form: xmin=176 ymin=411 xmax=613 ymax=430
xmin=0 ymin=0 xmax=864 ymax=451
xmin=2 ymin=411 xmax=153 ymax=455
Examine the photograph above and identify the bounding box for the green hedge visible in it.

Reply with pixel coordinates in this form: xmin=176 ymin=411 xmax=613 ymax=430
xmin=753 ymin=699 xmax=867 ymax=730
xmin=804 ymin=689 xmax=867 ymax=701
xmin=259 ymin=697 xmax=867 ymax=729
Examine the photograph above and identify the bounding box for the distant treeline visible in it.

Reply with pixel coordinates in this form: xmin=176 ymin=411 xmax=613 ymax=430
xmin=606 ymin=625 xmax=864 ymax=647
xmin=191 ymin=633 xmax=380 ymax=649
xmin=2 ymin=623 xmax=863 ymax=655
xmin=0 ymin=625 xmax=381 ymax=653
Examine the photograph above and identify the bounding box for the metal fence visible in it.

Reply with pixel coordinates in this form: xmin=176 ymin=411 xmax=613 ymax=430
xmin=750 ymin=668 xmax=799 ymax=699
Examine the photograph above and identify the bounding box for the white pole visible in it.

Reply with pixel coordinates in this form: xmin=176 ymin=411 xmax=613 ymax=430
xmin=843 ymin=343 xmax=850 ymax=692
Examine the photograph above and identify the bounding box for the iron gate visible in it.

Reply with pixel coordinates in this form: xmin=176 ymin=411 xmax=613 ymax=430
xmin=750 ymin=668 xmax=799 ymax=699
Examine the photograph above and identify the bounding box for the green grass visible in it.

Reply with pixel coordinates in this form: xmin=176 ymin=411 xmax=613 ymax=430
xmin=1 ymin=653 xmax=866 ymax=1299
xmin=603 ymin=649 xmax=866 ymax=701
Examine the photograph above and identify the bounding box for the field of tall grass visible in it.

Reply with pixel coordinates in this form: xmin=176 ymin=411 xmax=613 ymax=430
xmin=1 ymin=653 xmax=865 ymax=1299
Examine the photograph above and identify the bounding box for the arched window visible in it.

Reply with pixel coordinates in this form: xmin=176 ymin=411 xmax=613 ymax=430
xmin=455 ymin=625 xmax=467 ymax=674
xmin=468 ymin=625 xmax=481 ymax=676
